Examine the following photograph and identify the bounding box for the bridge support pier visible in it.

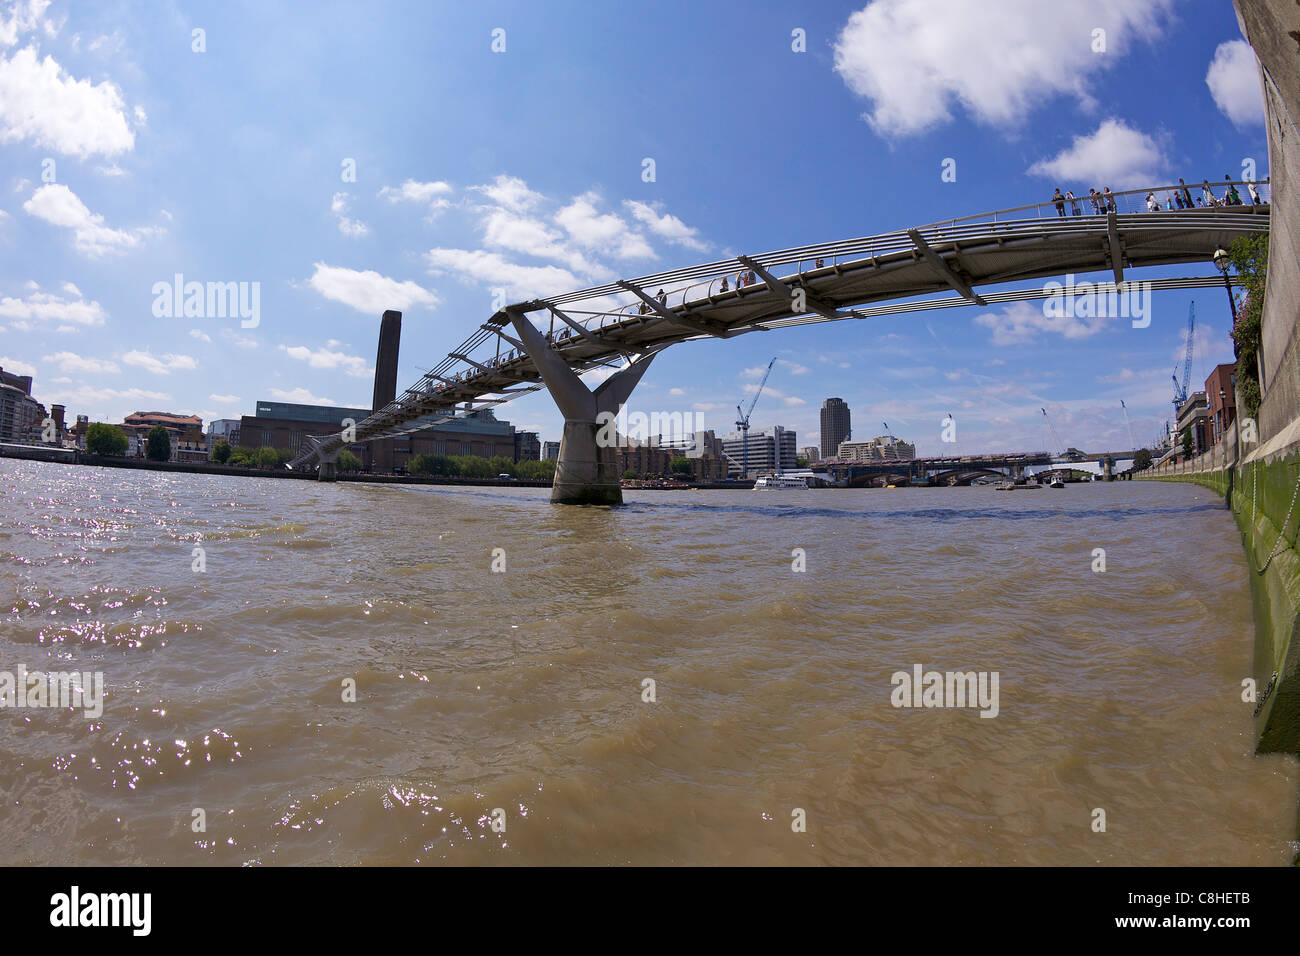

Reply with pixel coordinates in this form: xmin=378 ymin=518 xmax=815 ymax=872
xmin=307 ymin=436 xmax=342 ymax=482
xmin=507 ymin=308 xmax=657 ymax=505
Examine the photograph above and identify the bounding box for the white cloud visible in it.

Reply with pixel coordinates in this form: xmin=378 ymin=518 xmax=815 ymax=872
xmin=43 ymin=350 xmax=118 ymax=374
xmin=472 ymin=174 xmax=542 ymax=212
xmin=208 ymin=393 xmax=240 ymax=404
xmin=189 ymin=328 xmax=212 ymax=343
xmin=1026 ymin=119 xmax=1166 ymax=188
xmin=0 ymin=1 xmax=49 ymax=48
xmin=973 ymin=301 xmax=1111 ymax=346
xmin=23 ymin=183 xmax=143 ymax=256
xmin=776 ymin=359 xmax=809 ymax=375
xmin=557 ymin=193 xmax=654 ymax=259
xmin=305 ymin=262 xmax=439 ymax=314
xmin=269 ymin=387 xmax=335 ymax=405
xmin=425 ymin=248 xmax=583 ymax=299
xmin=669 ymin=387 xmax=686 ymax=396
xmin=330 ymin=192 xmax=369 ymax=237
xmin=0 ymin=44 xmax=134 ymax=157
xmin=379 ymin=179 xmax=452 ymax=212
xmin=41 ymin=384 xmax=172 ymax=421
xmin=121 ymin=349 xmax=197 ymax=375
xmin=0 ymin=354 xmax=35 ymax=376
xmin=0 ymin=284 xmax=106 ymax=324
xmin=833 ymin=0 xmax=1172 ymax=136
xmin=1206 ymin=39 xmax=1264 ymax=128
xmin=624 ymin=201 xmax=707 ymax=252
xmin=279 ymin=341 xmax=372 ymax=378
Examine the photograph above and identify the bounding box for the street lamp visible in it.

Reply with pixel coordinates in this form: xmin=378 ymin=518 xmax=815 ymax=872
xmin=1213 ymin=245 xmax=1239 ymax=326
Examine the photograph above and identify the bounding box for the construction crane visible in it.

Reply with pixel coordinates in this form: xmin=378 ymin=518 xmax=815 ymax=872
xmin=1120 ymin=399 xmax=1138 ymax=452
xmin=736 ymin=357 xmax=776 ymax=477
xmin=1171 ymin=301 xmax=1196 ymax=413
xmin=1041 ymin=407 xmax=1064 ymax=457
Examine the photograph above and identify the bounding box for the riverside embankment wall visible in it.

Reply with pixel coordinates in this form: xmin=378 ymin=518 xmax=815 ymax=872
xmin=1143 ymin=4 xmax=1300 ymax=838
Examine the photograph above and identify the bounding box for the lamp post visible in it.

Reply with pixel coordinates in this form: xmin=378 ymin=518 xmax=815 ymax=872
xmin=1213 ymin=244 xmax=1239 ymax=339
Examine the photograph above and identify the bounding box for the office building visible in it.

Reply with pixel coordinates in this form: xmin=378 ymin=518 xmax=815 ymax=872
xmin=837 ymin=434 xmax=916 ymax=461
xmin=820 ymin=397 xmax=851 ymax=460
xmin=514 ymin=430 xmax=541 ymax=461
xmin=542 ymin=441 xmax=560 ymax=461
xmin=721 ymin=425 xmax=797 ymax=476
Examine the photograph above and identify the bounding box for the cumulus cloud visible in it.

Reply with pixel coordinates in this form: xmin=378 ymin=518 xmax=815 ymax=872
xmin=1026 ymin=119 xmax=1166 ymax=187
xmin=0 ymin=1 xmax=49 ymax=48
xmin=121 ymin=349 xmax=197 ymax=375
xmin=0 ymin=44 xmax=134 ymax=157
xmin=0 ymin=283 xmax=107 ymax=324
xmin=0 ymin=354 xmax=35 ymax=376
xmin=304 ymin=262 xmax=439 ymax=314
xmin=973 ymin=300 xmax=1112 ymax=346
xmin=472 ymin=174 xmax=542 ymax=212
xmin=557 ymin=193 xmax=654 ymax=259
xmin=425 ymin=248 xmax=584 ymax=300
xmin=624 ymin=201 xmax=707 ymax=252
xmin=23 ymin=183 xmax=144 ymax=256
xmin=269 ymin=386 xmax=335 ymax=405
xmin=330 ymin=192 xmax=369 ymax=238
xmin=279 ymin=340 xmax=372 ymax=378
xmin=42 ymin=384 xmax=172 ymax=421
xmin=1206 ymin=39 xmax=1264 ymax=128
xmin=209 ymin=393 xmax=240 ymax=404
xmin=43 ymin=350 xmax=119 ymax=374
xmin=426 ymin=175 xmax=707 ymax=300
xmin=833 ymin=0 xmax=1172 ymax=136
xmin=379 ymin=178 xmax=452 ymax=214
xmin=189 ymin=328 xmax=212 ymax=343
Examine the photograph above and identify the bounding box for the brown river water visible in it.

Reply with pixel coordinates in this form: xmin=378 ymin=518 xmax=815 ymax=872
xmin=1 ymin=458 xmax=1296 ymax=865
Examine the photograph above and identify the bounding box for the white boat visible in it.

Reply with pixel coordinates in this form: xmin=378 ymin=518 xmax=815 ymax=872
xmin=1048 ymin=475 xmax=1065 ymax=488
xmin=753 ymin=474 xmax=809 ymax=489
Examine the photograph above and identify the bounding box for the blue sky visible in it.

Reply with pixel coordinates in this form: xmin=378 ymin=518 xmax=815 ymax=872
xmin=0 ymin=0 xmax=1269 ymax=455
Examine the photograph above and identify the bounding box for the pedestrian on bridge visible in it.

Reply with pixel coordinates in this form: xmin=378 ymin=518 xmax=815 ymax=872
xmin=1201 ymin=180 xmax=1216 ymax=205
xmin=1103 ymin=187 xmax=1116 ymax=212
xmin=1066 ymin=190 xmax=1081 ymax=215
xmin=1146 ymin=192 xmax=1159 ymax=212
xmin=1178 ymin=178 xmax=1194 ymax=208
xmin=1052 ymin=188 xmax=1065 ymax=216
xmin=1088 ymin=188 xmax=1101 ymax=214
xmin=1248 ymin=181 xmax=1263 ymax=204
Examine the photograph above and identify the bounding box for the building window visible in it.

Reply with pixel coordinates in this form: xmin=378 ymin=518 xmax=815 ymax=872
xmin=434 ymin=440 xmax=445 ymax=455
xmin=460 ymin=442 xmax=471 ymax=456
xmin=289 ymin=432 xmax=301 ymax=450
xmin=262 ymin=430 xmax=272 ymax=446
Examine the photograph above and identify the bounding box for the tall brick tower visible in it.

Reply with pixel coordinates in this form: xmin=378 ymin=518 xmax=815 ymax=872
xmin=370 ymin=310 xmax=402 ymax=473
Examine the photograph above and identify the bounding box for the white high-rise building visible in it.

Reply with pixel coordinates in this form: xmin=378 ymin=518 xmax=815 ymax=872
xmin=721 ymin=425 xmax=798 ymax=476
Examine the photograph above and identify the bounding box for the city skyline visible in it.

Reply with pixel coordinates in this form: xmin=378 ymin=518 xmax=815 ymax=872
xmin=0 ymin=0 xmax=1267 ymax=456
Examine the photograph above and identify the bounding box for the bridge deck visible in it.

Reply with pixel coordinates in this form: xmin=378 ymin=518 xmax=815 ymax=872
xmin=290 ymin=181 xmax=1270 ymax=467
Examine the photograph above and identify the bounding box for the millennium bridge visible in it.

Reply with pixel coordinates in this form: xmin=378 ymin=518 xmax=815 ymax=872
xmin=289 ymin=181 xmax=1270 ymax=504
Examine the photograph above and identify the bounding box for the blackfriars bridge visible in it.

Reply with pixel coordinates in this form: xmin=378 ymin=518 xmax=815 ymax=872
xmin=289 ymin=181 xmax=1270 ymax=503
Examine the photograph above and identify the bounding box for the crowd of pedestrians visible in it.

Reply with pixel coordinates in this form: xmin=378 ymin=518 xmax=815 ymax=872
xmin=1052 ymin=177 xmax=1265 ymax=216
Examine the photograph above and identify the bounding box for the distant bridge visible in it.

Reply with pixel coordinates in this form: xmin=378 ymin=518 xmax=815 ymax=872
xmin=289 ymin=181 xmax=1269 ymax=503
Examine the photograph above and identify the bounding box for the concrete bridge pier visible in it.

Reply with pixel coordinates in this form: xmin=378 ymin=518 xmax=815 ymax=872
xmin=306 ymin=436 xmax=342 ymax=482
xmin=507 ymin=308 xmax=657 ymax=505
